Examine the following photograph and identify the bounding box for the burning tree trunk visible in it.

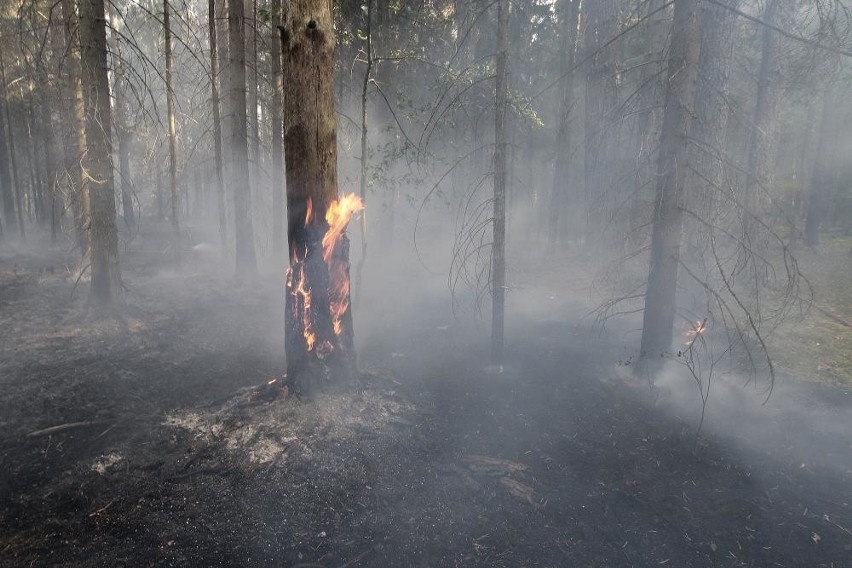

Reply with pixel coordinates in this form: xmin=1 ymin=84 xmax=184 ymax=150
xmin=270 ymin=0 xmax=284 ymax=255
xmin=281 ymin=0 xmax=361 ymax=394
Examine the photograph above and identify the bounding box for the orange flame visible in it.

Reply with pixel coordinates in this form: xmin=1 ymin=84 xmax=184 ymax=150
xmin=287 ymin=193 xmax=363 ymax=352
xmin=322 ymin=194 xmax=364 ymax=263
xmin=324 ymin=194 xmax=363 ymax=336
xmin=684 ymin=320 xmax=707 ymax=347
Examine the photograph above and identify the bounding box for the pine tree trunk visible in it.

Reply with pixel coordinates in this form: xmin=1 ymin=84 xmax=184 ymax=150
xmin=282 ymin=0 xmax=356 ymax=394
xmin=61 ymin=0 xmax=90 ymax=255
xmin=246 ymin=0 xmax=260 ymax=204
xmin=548 ymin=0 xmax=579 ymax=245
xmin=0 ymin=45 xmax=23 ymax=240
xmin=79 ymin=0 xmax=122 ymax=307
xmin=110 ymin=24 xmax=135 ymax=231
xmin=805 ymin=87 xmax=839 ymax=248
xmin=0 ymin=69 xmax=15 ymax=237
xmin=640 ymin=0 xmax=701 ymax=361
xmin=582 ymin=0 xmax=619 ymax=244
xmin=208 ymin=0 xmax=228 ymax=247
xmin=230 ymin=0 xmax=258 ymax=275
xmin=164 ymin=0 xmax=181 ymax=262
xmin=270 ymin=0 xmax=284 ymax=254
xmin=491 ymin=0 xmax=508 ymax=364
xmin=743 ymin=1 xmax=783 ymax=239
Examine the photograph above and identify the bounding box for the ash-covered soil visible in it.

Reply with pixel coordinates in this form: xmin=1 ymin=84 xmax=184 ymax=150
xmin=1 ymin=227 xmax=851 ymax=567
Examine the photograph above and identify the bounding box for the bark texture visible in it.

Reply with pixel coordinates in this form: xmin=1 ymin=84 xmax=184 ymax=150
xmin=640 ymin=0 xmax=701 ymax=360
xmin=491 ymin=0 xmax=508 ymax=363
xmin=208 ymin=0 xmax=228 ymax=246
xmin=230 ymin=0 xmax=258 ymax=275
xmin=582 ymin=0 xmax=619 ymax=241
xmin=281 ymin=0 xmax=355 ymax=393
xmin=270 ymin=0 xmax=284 ymax=254
xmin=80 ymin=0 xmax=122 ymax=306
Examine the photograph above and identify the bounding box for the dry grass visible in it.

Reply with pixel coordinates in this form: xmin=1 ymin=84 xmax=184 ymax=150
xmin=771 ymin=234 xmax=852 ymax=385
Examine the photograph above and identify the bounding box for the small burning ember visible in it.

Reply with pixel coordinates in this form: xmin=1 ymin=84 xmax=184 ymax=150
xmin=684 ymin=319 xmax=707 ymax=347
xmin=286 ymin=194 xmax=364 ymax=357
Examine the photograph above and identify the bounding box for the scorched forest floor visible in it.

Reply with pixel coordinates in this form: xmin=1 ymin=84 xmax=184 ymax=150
xmin=1 ymin=222 xmax=851 ymax=567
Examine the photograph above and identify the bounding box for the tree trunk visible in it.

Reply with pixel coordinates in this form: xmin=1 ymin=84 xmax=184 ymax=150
xmin=61 ymin=0 xmax=90 ymax=256
xmin=110 ymin=22 xmax=136 ymax=231
xmin=743 ymin=1 xmax=783 ymax=239
xmin=246 ymin=0 xmax=260 ymax=203
xmin=80 ymin=0 xmax=122 ymax=307
xmin=270 ymin=0 xmax=284 ymax=254
xmin=0 ymin=45 xmax=23 ymax=240
xmin=0 ymin=66 xmax=15 ymax=238
xmin=208 ymin=0 xmax=228 ymax=247
xmin=582 ymin=0 xmax=619 ymax=243
xmin=805 ymin=87 xmax=839 ymax=248
xmin=164 ymin=0 xmax=181 ymax=262
xmin=548 ymin=0 xmax=579 ymax=245
xmin=230 ymin=0 xmax=258 ymax=275
xmin=491 ymin=0 xmax=508 ymax=364
xmin=640 ymin=0 xmax=701 ymax=361
xmin=282 ymin=0 xmax=357 ymax=394
xmin=690 ymin=0 xmax=740 ymax=214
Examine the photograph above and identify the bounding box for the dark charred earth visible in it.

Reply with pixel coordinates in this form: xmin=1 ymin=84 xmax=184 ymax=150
xmin=1 ymin=224 xmax=851 ymax=567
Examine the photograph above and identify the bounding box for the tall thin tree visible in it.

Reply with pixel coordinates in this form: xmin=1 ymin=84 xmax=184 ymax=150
xmin=640 ymin=0 xmax=701 ymax=361
xmin=491 ymin=0 xmax=508 ymax=364
xmin=230 ymin=0 xmax=258 ymax=275
xmin=79 ymin=0 xmax=122 ymax=306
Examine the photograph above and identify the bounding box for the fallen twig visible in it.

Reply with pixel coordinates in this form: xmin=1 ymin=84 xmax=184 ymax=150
xmin=27 ymin=421 xmax=97 ymax=438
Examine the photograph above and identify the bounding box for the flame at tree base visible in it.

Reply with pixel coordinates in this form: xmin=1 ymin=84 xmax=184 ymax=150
xmin=285 ymin=194 xmax=363 ymax=393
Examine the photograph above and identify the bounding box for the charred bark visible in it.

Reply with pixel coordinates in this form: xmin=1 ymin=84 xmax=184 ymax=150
xmin=281 ymin=0 xmax=357 ymax=394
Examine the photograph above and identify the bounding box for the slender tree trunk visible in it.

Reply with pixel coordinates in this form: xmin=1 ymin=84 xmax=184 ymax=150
xmin=548 ymin=0 xmax=579 ymax=245
xmin=743 ymin=1 xmax=782 ymax=238
xmin=208 ymin=0 xmax=228 ymax=246
xmin=356 ymin=0 xmax=373 ymax=297
xmin=270 ymin=0 xmax=284 ymax=254
xmin=639 ymin=0 xmax=701 ymax=361
xmin=0 ymin=45 xmax=23 ymax=240
xmin=164 ymin=0 xmax=181 ymax=262
xmin=0 ymin=67 xmax=15 ymax=237
xmin=582 ymin=0 xmax=618 ymax=244
xmin=34 ymin=76 xmax=60 ymax=243
xmin=110 ymin=23 xmax=136 ymax=231
xmin=61 ymin=0 xmax=89 ymax=255
xmin=282 ymin=0 xmax=356 ymax=393
xmin=691 ymin=0 xmax=740 ymax=213
xmin=805 ymin=87 xmax=839 ymax=248
xmin=80 ymin=0 xmax=122 ymax=307
xmin=230 ymin=0 xmax=258 ymax=275
xmin=246 ymin=0 xmax=260 ymax=202
xmin=491 ymin=0 xmax=508 ymax=364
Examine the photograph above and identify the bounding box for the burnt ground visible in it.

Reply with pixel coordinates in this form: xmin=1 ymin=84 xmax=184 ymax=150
xmin=1 ymin=224 xmax=851 ymax=567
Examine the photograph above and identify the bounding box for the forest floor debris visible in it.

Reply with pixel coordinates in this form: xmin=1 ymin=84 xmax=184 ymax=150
xmin=1 ymin=229 xmax=851 ymax=566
